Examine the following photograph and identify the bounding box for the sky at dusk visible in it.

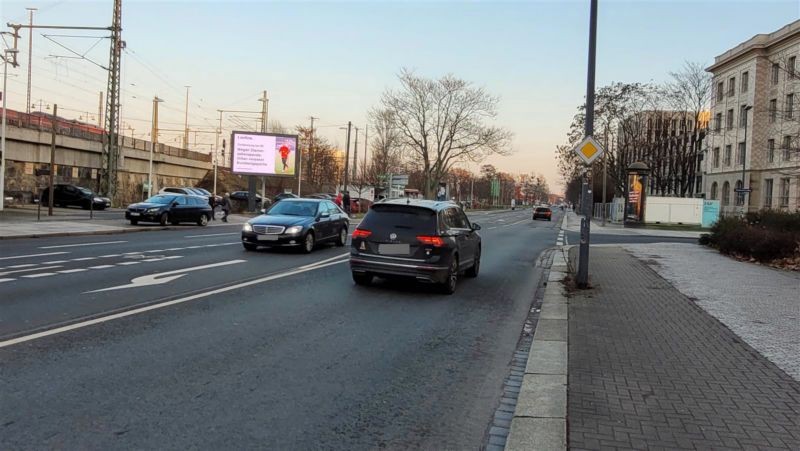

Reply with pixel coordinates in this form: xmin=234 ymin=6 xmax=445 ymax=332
xmin=2 ymin=0 xmax=799 ymax=191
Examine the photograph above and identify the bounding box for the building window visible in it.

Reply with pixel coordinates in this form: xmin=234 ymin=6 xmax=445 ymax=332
xmin=728 ymin=77 xmax=736 ymax=97
xmin=710 ymin=182 xmax=718 ymax=200
xmin=727 ymin=109 xmax=734 ymax=129
xmin=787 ymin=93 xmax=794 ymax=119
xmin=783 ymin=136 xmax=792 ymax=161
xmin=722 ymin=181 xmax=731 ymax=206
xmin=769 ymin=99 xmax=777 ymax=122
xmin=714 ymin=113 xmax=722 ymax=131
xmin=735 ymin=180 xmax=744 ymax=206
xmin=713 ymin=147 xmax=720 ymax=168
xmin=772 ymin=63 xmax=780 ymax=84
xmin=768 ymin=139 xmax=775 ymax=163
xmin=779 ymin=178 xmax=790 ymax=207
xmin=737 ymin=142 xmax=745 ymax=165
xmin=724 ymin=145 xmax=732 ymax=166
xmin=789 ymin=56 xmax=796 ymax=78
xmin=739 ymin=105 xmax=748 ymax=126
xmin=741 ymin=71 xmax=749 ymax=92
xmin=764 ymin=179 xmax=774 ymax=208
xmin=716 ymin=81 xmax=724 ymax=101
xmin=696 ymin=176 xmax=702 ymax=194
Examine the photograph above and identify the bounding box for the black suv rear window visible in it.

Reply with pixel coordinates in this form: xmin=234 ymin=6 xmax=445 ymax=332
xmin=360 ymin=205 xmax=437 ymax=234
xmin=536 ymin=207 xmax=550 ymax=212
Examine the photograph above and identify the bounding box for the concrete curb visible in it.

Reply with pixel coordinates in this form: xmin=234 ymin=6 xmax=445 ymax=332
xmin=506 ymin=249 xmax=569 ymax=451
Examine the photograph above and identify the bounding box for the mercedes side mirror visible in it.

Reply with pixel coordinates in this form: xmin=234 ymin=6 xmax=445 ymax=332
xmin=471 ymin=223 xmax=482 ymax=231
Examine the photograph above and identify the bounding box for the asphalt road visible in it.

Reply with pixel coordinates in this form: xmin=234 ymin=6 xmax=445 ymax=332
xmin=1 ymin=208 xmax=562 ymax=450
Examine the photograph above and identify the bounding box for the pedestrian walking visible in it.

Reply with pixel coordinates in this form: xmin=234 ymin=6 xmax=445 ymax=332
xmin=335 ymin=191 xmax=343 ymax=208
xmin=220 ymin=192 xmax=232 ymax=222
xmin=342 ymin=191 xmax=351 ymax=214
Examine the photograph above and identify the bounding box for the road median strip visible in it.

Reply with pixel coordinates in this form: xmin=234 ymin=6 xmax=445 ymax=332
xmin=506 ymin=248 xmax=569 ymax=451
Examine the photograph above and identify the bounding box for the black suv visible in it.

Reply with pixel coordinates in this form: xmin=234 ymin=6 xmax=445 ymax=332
xmin=40 ymin=184 xmax=111 ymax=210
xmin=350 ymin=199 xmax=481 ymax=294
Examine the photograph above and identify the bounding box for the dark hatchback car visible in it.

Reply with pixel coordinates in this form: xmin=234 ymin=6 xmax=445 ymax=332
xmin=350 ymin=199 xmax=481 ymax=294
xmin=40 ymin=184 xmax=111 ymax=210
xmin=532 ymin=206 xmax=552 ymax=221
xmin=125 ymin=194 xmax=213 ymax=226
xmin=230 ymin=191 xmax=263 ymax=205
xmin=242 ymin=198 xmax=349 ymax=253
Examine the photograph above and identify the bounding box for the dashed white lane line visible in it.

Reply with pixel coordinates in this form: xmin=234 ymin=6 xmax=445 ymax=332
xmin=21 ymin=272 xmax=57 ymax=278
xmin=5 ymin=264 xmax=37 ymax=269
xmin=39 ymin=240 xmax=127 ymax=249
xmin=117 ymin=261 xmax=141 ymax=266
xmin=58 ymin=268 xmax=87 ymax=274
xmin=488 ymin=226 xmax=498 ymax=230
xmin=185 ymin=232 xmax=239 ymax=238
xmin=0 ymin=251 xmax=68 ymax=261
xmin=0 ymin=265 xmax=62 ymax=276
xmin=89 ymin=265 xmax=116 ymax=270
xmin=98 ymin=254 xmax=121 ymax=258
xmin=0 ymin=278 xmax=16 ymax=283
xmin=72 ymin=257 xmax=97 ymax=262
xmin=41 ymin=260 xmax=69 ymax=265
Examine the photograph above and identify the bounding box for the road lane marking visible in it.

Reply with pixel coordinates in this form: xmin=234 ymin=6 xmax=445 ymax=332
xmin=22 ymin=273 xmax=57 ymax=278
xmin=0 ymin=266 xmax=62 ymax=276
xmin=299 ymin=253 xmax=349 ymax=270
xmin=72 ymin=257 xmax=97 ymax=261
xmin=116 ymin=261 xmax=141 ymax=266
xmin=41 ymin=260 xmax=69 ymax=264
xmin=185 ymin=232 xmax=238 ymax=238
xmin=488 ymin=226 xmax=498 ymax=229
xmin=0 ymin=252 xmax=68 ymax=261
xmin=87 ymin=259 xmax=247 ymax=293
xmin=89 ymin=265 xmax=116 ymax=270
xmin=0 ymin=278 xmax=15 ymax=283
xmin=2 ymin=259 xmax=347 ymax=349
xmin=39 ymin=240 xmax=127 ymax=249
xmin=5 ymin=264 xmax=37 ymax=269
xmin=98 ymin=254 xmax=121 ymax=258
xmin=58 ymin=268 xmax=87 ymax=274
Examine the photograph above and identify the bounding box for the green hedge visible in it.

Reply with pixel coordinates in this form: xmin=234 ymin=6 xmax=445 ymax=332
xmin=701 ymin=211 xmax=800 ymax=262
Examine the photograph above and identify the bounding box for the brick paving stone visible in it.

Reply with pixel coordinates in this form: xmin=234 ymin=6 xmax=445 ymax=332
xmin=568 ymin=247 xmax=800 ymax=450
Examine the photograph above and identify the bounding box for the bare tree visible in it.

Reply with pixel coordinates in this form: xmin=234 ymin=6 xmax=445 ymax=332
xmin=367 ymin=108 xmax=404 ymax=186
xmin=378 ymin=69 xmax=512 ymax=198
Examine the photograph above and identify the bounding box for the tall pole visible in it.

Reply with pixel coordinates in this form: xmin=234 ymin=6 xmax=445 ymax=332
xmin=149 ymin=96 xmax=162 ymax=199
xmin=25 ymin=8 xmax=35 ymax=115
xmin=183 ymin=85 xmax=190 ymax=149
xmin=577 ymin=0 xmax=598 ymax=289
xmin=259 ymin=91 xmax=268 ymax=197
xmin=102 ymin=0 xmax=122 ymax=201
xmin=343 ymin=121 xmax=352 ymax=190
xmin=214 ymin=110 xmax=222 ymax=197
xmin=1 ymin=47 xmax=16 ymax=212
xmin=307 ymin=116 xmax=317 ymax=181
xmin=363 ymin=125 xmax=368 ymax=177
xmin=602 ymin=151 xmax=607 ymax=226
xmin=98 ymin=91 xmax=103 ymax=127
xmin=302 ymin=116 xmax=316 ymax=196
xmin=353 ymin=126 xmax=360 ymax=181
xmin=48 ymin=104 xmax=57 ymax=216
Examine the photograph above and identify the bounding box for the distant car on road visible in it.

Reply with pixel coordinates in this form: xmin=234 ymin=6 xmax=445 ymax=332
xmin=126 ymin=194 xmax=212 ymax=226
xmin=241 ymin=198 xmax=349 ymax=253
xmin=349 ymin=199 xmax=482 ymax=294
xmin=306 ymin=193 xmax=333 ymax=200
xmin=274 ymin=192 xmax=299 ymax=202
xmin=40 ymin=184 xmax=111 ymax=210
xmin=532 ymin=207 xmax=552 ymax=221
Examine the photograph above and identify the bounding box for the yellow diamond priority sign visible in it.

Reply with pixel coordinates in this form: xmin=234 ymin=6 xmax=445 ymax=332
xmin=573 ymin=136 xmax=604 ymax=165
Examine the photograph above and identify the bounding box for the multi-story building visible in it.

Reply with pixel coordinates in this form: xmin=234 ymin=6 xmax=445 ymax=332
xmin=705 ymin=19 xmax=800 ymax=215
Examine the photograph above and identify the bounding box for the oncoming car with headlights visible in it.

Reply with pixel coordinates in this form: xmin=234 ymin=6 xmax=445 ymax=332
xmin=241 ymin=199 xmax=349 ymax=253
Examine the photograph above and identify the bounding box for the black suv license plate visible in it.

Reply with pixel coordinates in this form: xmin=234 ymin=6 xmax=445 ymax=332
xmin=379 ymin=244 xmax=410 ymax=255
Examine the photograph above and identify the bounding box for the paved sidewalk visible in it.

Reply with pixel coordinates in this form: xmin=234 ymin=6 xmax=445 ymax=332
xmin=568 ymin=247 xmax=800 ymax=450
xmin=563 ymin=211 xmax=703 ymax=239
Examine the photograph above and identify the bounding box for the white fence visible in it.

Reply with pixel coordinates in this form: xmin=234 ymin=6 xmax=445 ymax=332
xmin=644 ymin=197 xmax=703 ymax=225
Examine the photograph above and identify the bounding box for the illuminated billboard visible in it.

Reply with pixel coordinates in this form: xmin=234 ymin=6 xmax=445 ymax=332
xmin=230 ymin=131 xmax=298 ymax=176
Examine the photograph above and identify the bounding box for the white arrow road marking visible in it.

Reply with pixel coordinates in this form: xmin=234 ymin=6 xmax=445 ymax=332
xmin=0 ymin=252 xmax=68 ymax=261
xmin=87 ymin=259 xmax=247 ymax=293
xmin=2 ymin=259 xmax=347 ymax=349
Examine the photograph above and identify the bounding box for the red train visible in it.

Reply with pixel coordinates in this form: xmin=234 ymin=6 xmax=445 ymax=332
xmin=1 ymin=108 xmax=106 ymax=140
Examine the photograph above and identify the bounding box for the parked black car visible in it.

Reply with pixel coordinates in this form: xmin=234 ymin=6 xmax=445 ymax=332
xmin=349 ymin=199 xmax=481 ymax=294
xmin=125 ymin=194 xmax=212 ymax=226
xmin=274 ymin=192 xmax=299 ymax=202
xmin=532 ymin=207 xmax=552 ymax=221
xmin=241 ymin=198 xmax=348 ymax=253
xmin=230 ymin=191 xmax=263 ymax=204
xmin=40 ymin=184 xmax=111 ymax=210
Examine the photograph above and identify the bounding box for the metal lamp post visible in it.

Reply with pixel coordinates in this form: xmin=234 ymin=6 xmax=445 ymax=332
xmin=740 ymin=105 xmax=752 ymax=213
xmin=147 ymin=96 xmax=163 ymax=199
xmin=1 ymin=44 xmax=19 ymax=212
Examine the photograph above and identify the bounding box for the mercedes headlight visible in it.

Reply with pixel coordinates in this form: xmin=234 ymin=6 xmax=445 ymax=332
xmin=93 ymin=197 xmax=102 ymax=202
xmin=243 ymin=223 xmax=253 ymax=232
xmin=146 ymin=208 xmax=160 ymax=214
xmin=285 ymin=225 xmax=303 ymax=235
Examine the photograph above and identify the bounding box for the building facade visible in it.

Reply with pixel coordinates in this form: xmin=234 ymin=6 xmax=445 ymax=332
xmin=705 ymin=20 xmax=800 ymax=215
